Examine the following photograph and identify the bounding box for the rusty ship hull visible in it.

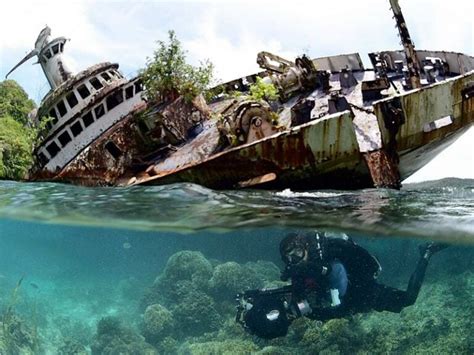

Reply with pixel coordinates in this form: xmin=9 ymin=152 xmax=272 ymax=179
xmin=125 ymin=54 xmax=473 ymax=190
xmin=27 ymin=51 xmax=474 ymax=190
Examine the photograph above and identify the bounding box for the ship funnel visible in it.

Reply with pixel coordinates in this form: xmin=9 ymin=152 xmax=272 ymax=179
xmin=4 ymin=26 xmax=74 ymax=90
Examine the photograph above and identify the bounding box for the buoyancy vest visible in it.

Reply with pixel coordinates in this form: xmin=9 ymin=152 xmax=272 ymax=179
xmin=323 ymin=237 xmax=381 ymax=285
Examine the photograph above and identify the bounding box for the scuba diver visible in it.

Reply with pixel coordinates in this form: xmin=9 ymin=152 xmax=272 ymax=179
xmin=236 ymin=232 xmax=447 ymax=339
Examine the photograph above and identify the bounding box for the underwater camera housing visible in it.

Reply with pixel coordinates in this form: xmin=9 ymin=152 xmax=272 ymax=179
xmin=235 ymin=285 xmax=296 ymax=339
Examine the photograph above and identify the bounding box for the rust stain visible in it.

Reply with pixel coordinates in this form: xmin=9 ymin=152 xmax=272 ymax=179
xmin=362 ymin=149 xmax=401 ymax=189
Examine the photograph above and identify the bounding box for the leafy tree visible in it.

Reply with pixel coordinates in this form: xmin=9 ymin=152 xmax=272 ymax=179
xmin=0 ymin=80 xmax=37 ymax=180
xmin=140 ymin=30 xmax=214 ymax=103
xmin=0 ymin=115 xmax=35 ymax=180
xmin=0 ymin=80 xmax=36 ymax=125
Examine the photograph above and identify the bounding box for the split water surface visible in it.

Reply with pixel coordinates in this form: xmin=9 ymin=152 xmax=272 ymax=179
xmin=0 ymin=178 xmax=473 ymax=353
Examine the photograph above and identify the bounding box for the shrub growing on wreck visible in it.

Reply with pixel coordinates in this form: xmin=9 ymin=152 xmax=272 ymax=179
xmin=141 ymin=30 xmax=214 ymax=103
xmin=248 ymin=77 xmax=279 ymax=102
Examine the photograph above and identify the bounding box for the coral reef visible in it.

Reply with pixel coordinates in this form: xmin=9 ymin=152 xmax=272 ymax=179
xmin=162 ymin=250 xmax=213 ymax=288
xmin=209 ymin=261 xmax=264 ymax=300
xmin=245 ymin=261 xmax=281 ymax=285
xmin=141 ymin=250 xmax=213 ymax=310
xmin=0 ymin=313 xmax=37 ymax=355
xmin=136 ymin=249 xmax=474 ymax=354
xmin=57 ymin=338 xmax=88 ymax=355
xmin=55 ymin=316 xmax=93 ymax=347
xmin=142 ymin=304 xmax=174 ymax=344
xmin=177 ymin=339 xmax=259 ymax=355
xmin=90 ymin=316 xmax=157 ymax=355
xmin=7 ymin=247 xmax=471 ymax=354
xmin=172 ymin=289 xmax=221 ymax=337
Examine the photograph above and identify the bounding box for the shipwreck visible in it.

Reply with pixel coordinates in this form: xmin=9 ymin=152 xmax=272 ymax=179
xmin=6 ymin=0 xmax=474 ymax=190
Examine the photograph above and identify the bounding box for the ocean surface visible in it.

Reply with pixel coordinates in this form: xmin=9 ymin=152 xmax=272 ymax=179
xmin=0 ymin=178 xmax=473 ymax=354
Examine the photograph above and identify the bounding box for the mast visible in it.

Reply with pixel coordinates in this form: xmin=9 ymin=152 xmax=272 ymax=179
xmin=5 ymin=26 xmax=74 ymax=90
xmin=389 ymin=0 xmax=421 ymax=89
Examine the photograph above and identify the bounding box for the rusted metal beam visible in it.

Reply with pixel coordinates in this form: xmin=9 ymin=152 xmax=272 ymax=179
xmin=389 ymin=0 xmax=422 ymax=89
xmin=362 ymin=150 xmax=401 ymax=189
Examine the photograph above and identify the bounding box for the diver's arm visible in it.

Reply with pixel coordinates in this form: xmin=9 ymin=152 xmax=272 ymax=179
xmin=299 ymin=260 xmax=349 ymax=321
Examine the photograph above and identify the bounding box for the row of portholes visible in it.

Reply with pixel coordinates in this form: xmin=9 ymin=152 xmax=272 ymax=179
xmin=44 ymin=69 xmax=124 ymax=130
xmin=37 ymin=79 xmax=143 ymax=167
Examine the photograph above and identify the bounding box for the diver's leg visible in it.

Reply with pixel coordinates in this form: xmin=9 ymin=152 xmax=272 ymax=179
xmin=370 ymin=243 xmax=448 ymax=313
xmin=404 ymin=242 xmax=449 ymax=306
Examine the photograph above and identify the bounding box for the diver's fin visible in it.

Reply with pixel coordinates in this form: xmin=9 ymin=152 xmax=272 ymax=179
xmin=419 ymin=242 xmax=449 ymax=260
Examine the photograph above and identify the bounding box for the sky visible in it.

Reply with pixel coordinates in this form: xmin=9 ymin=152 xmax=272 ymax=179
xmin=0 ymin=0 xmax=473 ymax=182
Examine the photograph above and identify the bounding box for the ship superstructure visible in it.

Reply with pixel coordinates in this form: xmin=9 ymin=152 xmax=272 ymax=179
xmin=6 ymin=26 xmax=145 ymax=176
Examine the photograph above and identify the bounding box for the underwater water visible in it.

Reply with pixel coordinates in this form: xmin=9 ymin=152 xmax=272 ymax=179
xmin=0 ymin=178 xmax=473 ymax=354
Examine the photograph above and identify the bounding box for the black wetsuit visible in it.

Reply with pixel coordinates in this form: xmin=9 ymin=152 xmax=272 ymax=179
xmin=284 ymin=238 xmax=429 ymax=320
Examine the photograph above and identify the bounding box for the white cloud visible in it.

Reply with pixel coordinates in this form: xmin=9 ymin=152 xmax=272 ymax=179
xmin=0 ymin=1 xmax=102 ymax=54
xmin=183 ymin=9 xmax=297 ymax=82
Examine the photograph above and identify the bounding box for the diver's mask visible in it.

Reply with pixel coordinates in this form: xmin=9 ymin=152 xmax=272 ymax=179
xmin=284 ymin=246 xmax=306 ymax=265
